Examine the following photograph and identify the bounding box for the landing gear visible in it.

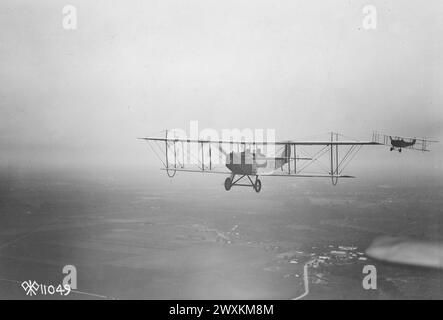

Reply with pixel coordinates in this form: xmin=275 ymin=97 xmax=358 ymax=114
xmin=224 ymin=177 xmax=232 ymax=191
xmin=223 ymin=174 xmax=262 ymax=193
xmin=390 ymin=147 xmax=402 ymax=153
xmin=254 ymin=178 xmax=262 ymax=193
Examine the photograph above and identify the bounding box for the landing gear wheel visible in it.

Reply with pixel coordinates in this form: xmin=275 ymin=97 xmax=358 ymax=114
xmin=399 ymin=149 xmax=402 ymax=153
xmin=224 ymin=177 xmax=232 ymax=191
xmin=254 ymin=179 xmax=262 ymax=193
xmin=390 ymin=147 xmax=394 ymax=151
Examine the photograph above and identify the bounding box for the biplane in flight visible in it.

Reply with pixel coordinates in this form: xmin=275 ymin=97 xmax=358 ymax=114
xmin=140 ymin=131 xmax=436 ymax=193
xmin=372 ymin=131 xmax=438 ymax=153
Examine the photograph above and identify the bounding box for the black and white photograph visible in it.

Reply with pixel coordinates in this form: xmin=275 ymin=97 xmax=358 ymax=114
xmin=1 ymin=0 xmax=442 ymax=307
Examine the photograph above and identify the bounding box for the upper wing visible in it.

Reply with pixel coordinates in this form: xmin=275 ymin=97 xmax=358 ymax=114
xmin=139 ymin=137 xmax=379 ymax=146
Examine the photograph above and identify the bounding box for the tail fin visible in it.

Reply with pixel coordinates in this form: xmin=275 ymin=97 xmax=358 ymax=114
xmin=275 ymin=144 xmax=291 ymax=169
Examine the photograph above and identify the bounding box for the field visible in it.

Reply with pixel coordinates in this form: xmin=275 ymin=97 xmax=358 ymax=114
xmin=1 ymin=166 xmax=442 ymax=299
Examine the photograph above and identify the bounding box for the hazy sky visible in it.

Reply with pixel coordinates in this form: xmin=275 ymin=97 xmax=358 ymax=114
xmin=1 ymin=0 xmax=442 ymax=175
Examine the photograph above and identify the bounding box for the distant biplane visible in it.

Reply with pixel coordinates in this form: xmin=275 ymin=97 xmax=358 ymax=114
xmin=372 ymin=131 xmax=438 ymax=153
xmin=140 ymin=131 xmax=437 ymax=192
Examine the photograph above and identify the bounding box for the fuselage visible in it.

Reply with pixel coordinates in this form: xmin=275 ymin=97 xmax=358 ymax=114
xmin=225 ymin=150 xmax=266 ymax=175
xmin=390 ymin=137 xmax=416 ymax=148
